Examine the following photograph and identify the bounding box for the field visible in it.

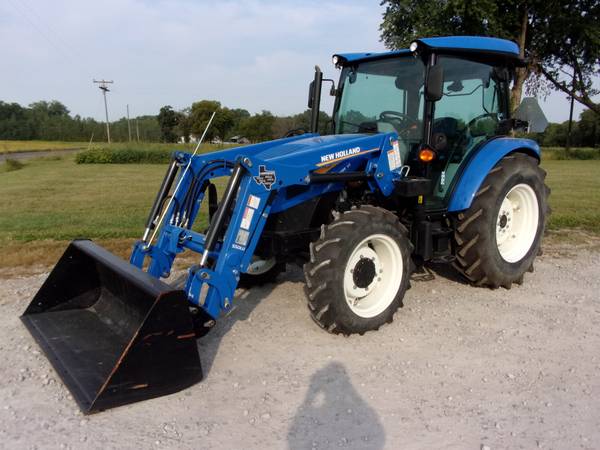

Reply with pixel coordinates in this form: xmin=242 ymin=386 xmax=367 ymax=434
xmin=0 ymin=154 xmax=599 ymax=269
xmin=0 ymin=140 xmax=88 ymax=153
xmin=0 ymin=139 xmax=231 ymax=155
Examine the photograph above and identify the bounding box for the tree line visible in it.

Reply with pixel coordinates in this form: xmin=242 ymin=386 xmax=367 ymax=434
xmin=524 ymin=108 xmax=600 ymax=148
xmin=157 ymin=100 xmax=331 ymax=143
xmin=0 ymin=100 xmax=161 ymax=142
xmin=0 ymin=99 xmax=331 ymax=144
xmin=1 ymin=98 xmax=598 ymax=147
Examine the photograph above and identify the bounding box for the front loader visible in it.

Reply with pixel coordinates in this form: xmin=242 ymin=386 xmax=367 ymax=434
xmin=22 ymin=36 xmax=549 ymax=413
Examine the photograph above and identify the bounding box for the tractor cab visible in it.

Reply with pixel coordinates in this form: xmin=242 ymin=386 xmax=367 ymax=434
xmin=326 ymin=36 xmax=523 ymax=210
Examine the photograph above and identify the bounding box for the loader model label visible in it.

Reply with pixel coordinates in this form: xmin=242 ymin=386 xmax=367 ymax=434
xmin=320 ymin=146 xmax=361 ymax=164
xmin=253 ymin=165 xmax=276 ymax=191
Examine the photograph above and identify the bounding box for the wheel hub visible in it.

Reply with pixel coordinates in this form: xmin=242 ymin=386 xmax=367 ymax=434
xmin=495 ymin=183 xmax=539 ymax=263
xmin=498 ymin=214 xmax=508 ymax=229
xmin=352 ymin=257 xmax=376 ymax=289
xmin=343 ymin=233 xmax=404 ymax=319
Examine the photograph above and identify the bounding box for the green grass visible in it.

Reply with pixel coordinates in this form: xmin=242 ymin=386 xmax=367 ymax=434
xmin=0 ymin=158 xmax=25 ymax=173
xmin=542 ymin=147 xmax=600 ymax=160
xmin=0 ymin=140 xmax=88 ymax=153
xmin=0 ymin=156 xmax=598 ymax=268
xmin=543 ymin=160 xmax=600 ymax=232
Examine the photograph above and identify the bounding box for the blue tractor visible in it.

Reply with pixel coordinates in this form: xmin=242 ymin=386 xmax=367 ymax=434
xmin=22 ymin=36 xmax=549 ymax=413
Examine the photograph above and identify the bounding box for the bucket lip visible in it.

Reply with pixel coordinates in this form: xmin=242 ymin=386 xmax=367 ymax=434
xmin=70 ymin=240 xmax=176 ymax=297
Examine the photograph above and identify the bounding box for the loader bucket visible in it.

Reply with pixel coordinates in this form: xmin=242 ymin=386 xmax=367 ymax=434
xmin=21 ymin=240 xmax=202 ymax=414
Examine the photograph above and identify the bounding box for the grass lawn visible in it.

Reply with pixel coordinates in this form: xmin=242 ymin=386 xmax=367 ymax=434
xmin=0 ymin=155 xmax=598 ymax=269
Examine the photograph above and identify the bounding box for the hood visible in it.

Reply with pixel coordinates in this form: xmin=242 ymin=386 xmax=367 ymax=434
xmin=255 ymin=133 xmax=386 ymax=166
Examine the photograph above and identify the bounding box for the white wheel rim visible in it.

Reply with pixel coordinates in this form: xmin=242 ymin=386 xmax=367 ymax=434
xmin=495 ymin=183 xmax=539 ymax=263
xmin=343 ymin=233 xmax=403 ymax=318
xmin=247 ymin=257 xmax=276 ymax=275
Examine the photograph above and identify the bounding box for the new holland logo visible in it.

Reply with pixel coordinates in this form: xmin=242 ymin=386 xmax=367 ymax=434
xmin=320 ymin=146 xmax=361 ymax=163
xmin=253 ymin=165 xmax=276 ymax=190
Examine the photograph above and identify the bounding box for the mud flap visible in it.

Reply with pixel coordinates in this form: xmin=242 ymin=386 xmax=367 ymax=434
xmin=21 ymin=240 xmax=202 ymax=414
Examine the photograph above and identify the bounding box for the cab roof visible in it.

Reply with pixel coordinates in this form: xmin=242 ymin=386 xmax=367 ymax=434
xmin=334 ymin=36 xmax=522 ymax=66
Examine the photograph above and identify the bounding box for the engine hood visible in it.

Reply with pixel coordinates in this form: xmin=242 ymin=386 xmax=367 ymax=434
xmin=254 ymin=133 xmax=387 ymax=167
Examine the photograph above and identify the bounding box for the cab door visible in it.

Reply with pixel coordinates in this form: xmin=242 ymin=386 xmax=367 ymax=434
xmin=426 ymin=56 xmax=509 ymax=209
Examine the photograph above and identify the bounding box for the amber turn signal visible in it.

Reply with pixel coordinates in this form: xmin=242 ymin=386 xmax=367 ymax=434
xmin=418 ymin=148 xmax=436 ymax=162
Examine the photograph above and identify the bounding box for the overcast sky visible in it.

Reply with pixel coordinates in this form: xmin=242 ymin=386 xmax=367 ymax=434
xmin=1 ymin=0 xmax=596 ymax=123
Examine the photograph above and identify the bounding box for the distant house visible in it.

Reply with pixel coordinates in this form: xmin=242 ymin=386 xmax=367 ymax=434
xmin=230 ymin=135 xmax=250 ymax=144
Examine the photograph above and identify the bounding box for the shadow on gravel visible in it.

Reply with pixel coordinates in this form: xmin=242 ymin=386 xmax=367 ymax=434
xmin=288 ymin=362 xmax=385 ymax=450
xmin=196 ymin=268 xmax=291 ymax=376
xmin=411 ymin=262 xmax=470 ymax=285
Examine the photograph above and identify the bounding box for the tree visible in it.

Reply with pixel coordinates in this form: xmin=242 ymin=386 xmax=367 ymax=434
xmin=157 ymin=105 xmax=180 ymax=142
xmin=177 ymin=107 xmax=192 ymax=143
xmin=528 ymin=1 xmax=600 ymax=115
xmin=189 ymin=100 xmax=239 ymax=141
xmin=380 ymin=0 xmax=600 ymax=113
xmin=577 ymin=109 xmax=600 ymax=147
xmin=238 ymin=111 xmax=276 ymax=142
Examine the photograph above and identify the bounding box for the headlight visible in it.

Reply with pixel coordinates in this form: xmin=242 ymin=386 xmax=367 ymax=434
xmin=409 ymin=41 xmax=418 ymax=52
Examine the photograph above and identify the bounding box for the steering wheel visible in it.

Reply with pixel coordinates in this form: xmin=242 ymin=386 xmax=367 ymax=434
xmin=379 ymin=111 xmax=418 ymax=136
xmin=467 ymin=113 xmax=498 ymax=137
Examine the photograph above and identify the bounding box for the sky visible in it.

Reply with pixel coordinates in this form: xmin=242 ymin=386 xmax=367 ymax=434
xmin=1 ymin=0 xmax=596 ymax=124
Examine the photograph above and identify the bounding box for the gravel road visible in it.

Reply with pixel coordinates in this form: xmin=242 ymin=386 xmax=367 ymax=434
xmin=1 ymin=246 xmax=599 ymax=450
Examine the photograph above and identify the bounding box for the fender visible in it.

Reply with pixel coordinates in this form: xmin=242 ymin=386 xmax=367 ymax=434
xmin=447 ymin=137 xmax=541 ymax=212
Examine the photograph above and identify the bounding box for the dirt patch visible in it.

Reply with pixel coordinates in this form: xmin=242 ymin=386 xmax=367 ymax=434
xmin=1 ymin=247 xmax=599 ymax=449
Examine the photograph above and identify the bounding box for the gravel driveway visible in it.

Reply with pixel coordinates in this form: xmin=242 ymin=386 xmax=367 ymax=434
xmin=1 ymin=246 xmax=599 ymax=450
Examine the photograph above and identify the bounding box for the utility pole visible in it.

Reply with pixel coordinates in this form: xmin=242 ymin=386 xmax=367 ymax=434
xmin=127 ymin=104 xmax=132 ymax=142
xmin=566 ymin=70 xmax=576 ymax=151
xmin=136 ymin=119 xmax=140 ymax=142
xmin=93 ymin=79 xmax=114 ymax=144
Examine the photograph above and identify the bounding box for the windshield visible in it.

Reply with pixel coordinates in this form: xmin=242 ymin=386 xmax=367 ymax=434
xmin=334 ymin=56 xmax=425 ymax=151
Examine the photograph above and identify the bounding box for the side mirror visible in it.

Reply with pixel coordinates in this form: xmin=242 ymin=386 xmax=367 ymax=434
xmin=425 ymin=64 xmax=444 ymax=102
xmin=308 ymin=81 xmax=315 ymax=109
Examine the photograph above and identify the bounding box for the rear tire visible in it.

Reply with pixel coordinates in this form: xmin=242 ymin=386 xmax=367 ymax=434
xmin=304 ymin=205 xmax=412 ymax=335
xmin=453 ymin=153 xmax=550 ymax=288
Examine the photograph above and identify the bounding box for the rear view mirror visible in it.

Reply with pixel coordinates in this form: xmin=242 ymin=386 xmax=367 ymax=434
xmin=425 ymin=64 xmax=444 ymax=102
xmin=308 ymin=81 xmax=315 ymax=109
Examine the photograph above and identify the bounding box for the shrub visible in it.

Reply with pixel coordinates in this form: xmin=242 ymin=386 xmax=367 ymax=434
xmin=76 ymin=146 xmax=173 ymax=164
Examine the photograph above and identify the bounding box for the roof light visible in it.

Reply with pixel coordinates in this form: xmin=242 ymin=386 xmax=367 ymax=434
xmin=409 ymin=41 xmax=418 ymax=52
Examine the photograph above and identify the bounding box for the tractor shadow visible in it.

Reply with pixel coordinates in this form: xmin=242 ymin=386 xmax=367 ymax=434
xmin=288 ymin=361 xmax=386 ymax=450
xmin=196 ymin=267 xmax=303 ymax=376
xmin=411 ymin=261 xmax=470 ymax=285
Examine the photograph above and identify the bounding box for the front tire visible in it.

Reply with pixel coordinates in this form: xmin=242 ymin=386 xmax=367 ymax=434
xmin=453 ymin=152 xmax=550 ymax=288
xmin=239 ymin=257 xmax=284 ymax=288
xmin=304 ymin=205 xmax=412 ymax=335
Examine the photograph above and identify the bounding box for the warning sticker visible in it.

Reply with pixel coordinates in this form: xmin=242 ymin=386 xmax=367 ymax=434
xmin=247 ymin=195 xmax=261 ymax=209
xmin=387 ymin=140 xmax=402 ymax=170
xmin=240 ymin=206 xmax=254 ymax=230
xmin=235 ymin=229 xmax=250 ymax=247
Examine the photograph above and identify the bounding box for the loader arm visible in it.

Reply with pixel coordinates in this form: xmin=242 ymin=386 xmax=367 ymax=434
xmin=130 ymin=132 xmax=405 ymax=320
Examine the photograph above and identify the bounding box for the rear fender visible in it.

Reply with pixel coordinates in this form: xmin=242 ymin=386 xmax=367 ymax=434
xmin=447 ymin=137 xmax=540 ymax=212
